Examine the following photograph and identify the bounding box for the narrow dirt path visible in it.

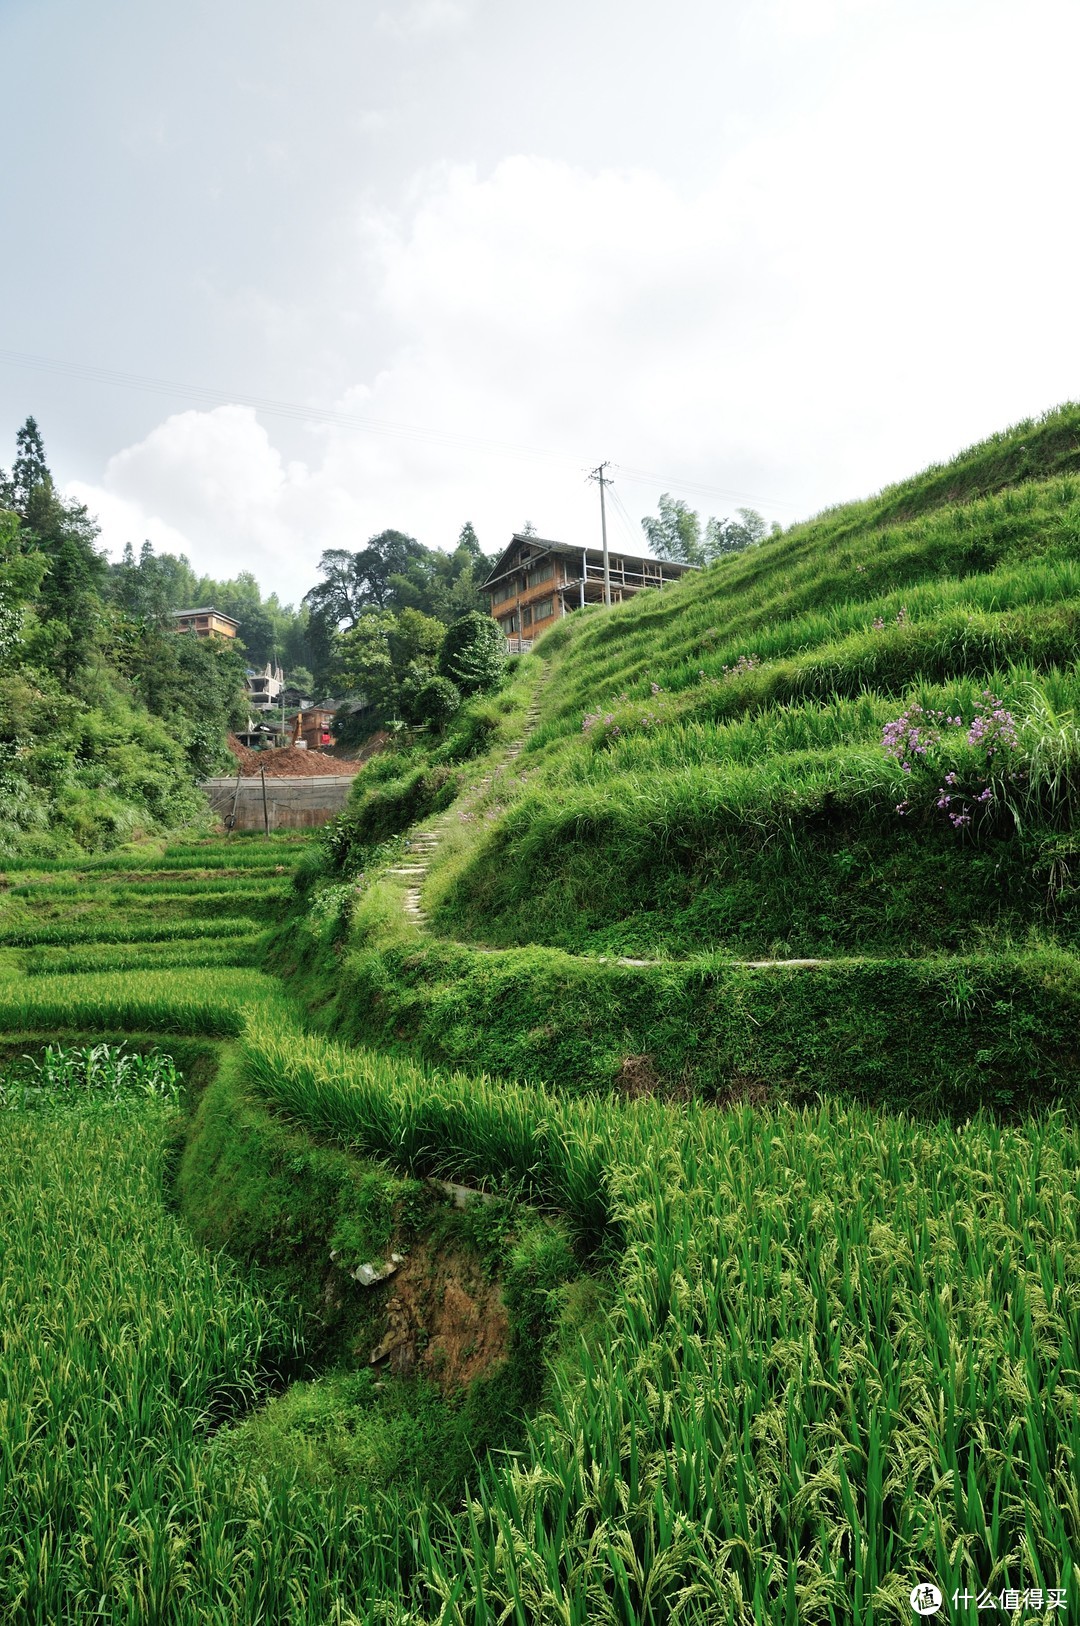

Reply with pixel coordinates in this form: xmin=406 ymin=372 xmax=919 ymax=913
xmin=382 ymin=683 xmax=867 ymax=970
xmin=383 ymin=686 xmax=546 ymax=932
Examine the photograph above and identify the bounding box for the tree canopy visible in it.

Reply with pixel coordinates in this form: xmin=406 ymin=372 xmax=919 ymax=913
xmin=105 ymin=544 xmax=314 ymax=673
xmin=0 ymin=417 xmax=251 ymax=856
xmin=641 ymin=494 xmax=773 ymax=566
xmin=302 ymin=523 xmax=495 ymax=693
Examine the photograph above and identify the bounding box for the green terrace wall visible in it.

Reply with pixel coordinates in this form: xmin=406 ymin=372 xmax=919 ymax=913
xmin=326 ymin=935 xmax=1080 ymax=1115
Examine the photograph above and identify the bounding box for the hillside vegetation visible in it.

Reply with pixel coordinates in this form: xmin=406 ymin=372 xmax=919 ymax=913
xmin=431 ymin=408 xmax=1080 ymax=959
xmin=2 ymin=408 xmax=1079 ymax=1623
xmin=281 ymin=406 xmax=1080 ymax=1116
xmin=0 ymin=418 xmax=279 ymax=861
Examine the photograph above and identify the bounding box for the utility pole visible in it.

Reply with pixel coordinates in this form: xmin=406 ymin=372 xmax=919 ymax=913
xmin=587 ymin=462 xmax=612 ymax=607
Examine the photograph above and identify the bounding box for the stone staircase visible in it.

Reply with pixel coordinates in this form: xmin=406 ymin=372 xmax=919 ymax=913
xmin=385 ymin=688 xmax=545 ymax=934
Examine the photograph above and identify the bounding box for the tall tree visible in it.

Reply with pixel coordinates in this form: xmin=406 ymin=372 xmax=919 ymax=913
xmin=642 ymin=494 xmax=771 ymax=567
xmin=304 ymin=531 xmax=429 ymax=632
xmin=703 ymin=507 xmax=768 ymax=560
xmin=1 ymin=418 xmax=106 ymax=687
xmin=0 ymin=511 xmax=45 ymax=663
xmin=4 ymin=416 xmax=50 ymax=517
xmin=641 ymin=494 xmax=704 ymax=566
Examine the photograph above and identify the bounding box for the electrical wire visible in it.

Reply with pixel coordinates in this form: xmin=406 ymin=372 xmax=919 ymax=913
xmin=615 ymin=462 xmax=802 ymax=512
xmin=606 ymin=483 xmax=645 ymax=549
xmin=0 ymin=344 xmax=807 ymax=517
xmin=0 ymin=346 xmax=586 ymax=470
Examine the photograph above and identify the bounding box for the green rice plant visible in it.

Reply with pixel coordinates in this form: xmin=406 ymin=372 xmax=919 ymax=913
xmin=0 ymin=967 xmax=287 ymax=1036
xmin=221 ymin=1012 xmax=1080 ymax=1621
xmin=0 ymin=1041 xmax=182 ymax=1110
xmin=5 ymin=873 xmax=292 ymax=901
xmin=21 ymin=934 xmax=266 ymax=976
xmin=0 ymin=915 xmax=265 ymax=947
xmin=2 ymin=837 xmax=309 ymax=878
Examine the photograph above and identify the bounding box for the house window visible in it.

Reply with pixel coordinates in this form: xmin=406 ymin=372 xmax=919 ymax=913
xmin=526 ymin=561 xmax=553 ymax=589
xmin=532 ymin=596 xmax=554 ymax=622
xmin=522 ymin=604 xmax=533 ymax=627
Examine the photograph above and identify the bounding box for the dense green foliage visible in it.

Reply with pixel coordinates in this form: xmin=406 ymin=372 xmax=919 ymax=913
xmin=302 ymin=525 xmax=500 ymax=717
xmin=438 ymin=609 xmax=507 ymax=695
xmin=4 ymin=408 xmax=1080 ymax=1622
xmin=107 ymin=538 xmax=315 ymax=672
xmin=0 ymin=419 xmax=249 ymax=858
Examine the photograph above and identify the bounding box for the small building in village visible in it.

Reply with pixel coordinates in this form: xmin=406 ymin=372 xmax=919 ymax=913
xmin=172 ymin=607 xmax=240 ymax=639
xmin=481 ymin=534 xmax=694 ymax=652
xmin=233 ymin=716 xmax=290 ymax=750
xmin=292 ymin=705 xmax=338 ymax=751
xmin=246 ymin=661 xmax=285 ymax=711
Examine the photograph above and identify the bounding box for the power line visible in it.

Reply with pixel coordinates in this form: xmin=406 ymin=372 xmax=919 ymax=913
xmin=0 ymin=346 xmax=586 ymax=470
xmin=615 ymin=462 xmax=803 ymax=512
xmin=0 ymin=344 xmax=808 ymax=517
xmin=607 ymin=484 xmax=643 ymax=549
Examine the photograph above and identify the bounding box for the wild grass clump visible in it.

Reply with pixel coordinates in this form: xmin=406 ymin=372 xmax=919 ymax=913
xmin=323 ymin=762 xmax=460 ymax=870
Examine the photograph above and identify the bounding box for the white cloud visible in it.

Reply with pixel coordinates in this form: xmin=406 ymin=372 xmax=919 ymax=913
xmin=70 ymin=13 xmax=1080 ymax=606
xmin=375 ymin=0 xmax=476 ymax=41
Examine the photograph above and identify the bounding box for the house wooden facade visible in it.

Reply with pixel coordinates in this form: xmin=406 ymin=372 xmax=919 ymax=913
xmin=482 ymin=535 xmax=694 ymax=652
xmin=172 ymin=607 xmax=240 ymax=639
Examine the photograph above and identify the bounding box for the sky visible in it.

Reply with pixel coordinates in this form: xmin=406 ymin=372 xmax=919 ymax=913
xmin=2 ymin=0 xmax=1079 ymax=606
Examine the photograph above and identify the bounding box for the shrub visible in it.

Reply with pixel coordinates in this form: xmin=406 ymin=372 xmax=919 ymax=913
xmin=323 ymin=764 xmax=460 ymax=871
xmin=411 ymin=674 xmax=461 ymax=732
xmin=438 ymin=612 xmax=506 ymax=696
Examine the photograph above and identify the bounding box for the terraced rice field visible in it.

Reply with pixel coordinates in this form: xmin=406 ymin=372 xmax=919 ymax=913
xmin=2 ymin=821 xmax=1079 ymax=1623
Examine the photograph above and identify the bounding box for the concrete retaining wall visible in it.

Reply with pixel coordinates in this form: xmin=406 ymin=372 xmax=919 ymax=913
xmin=199 ymin=774 xmax=356 ymax=831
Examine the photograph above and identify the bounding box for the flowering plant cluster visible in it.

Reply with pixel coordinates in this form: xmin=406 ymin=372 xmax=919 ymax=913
xmin=884 ymin=690 xmax=1018 ymax=828
xmin=872 ymin=605 xmax=907 ymax=632
xmin=582 ymin=685 xmax=669 ymax=740
xmin=582 ymin=710 xmax=621 ymax=738
xmin=720 ymin=654 xmax=762 ymax=679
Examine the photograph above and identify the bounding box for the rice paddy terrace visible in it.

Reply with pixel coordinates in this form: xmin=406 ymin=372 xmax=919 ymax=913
xmin=2 ymin=409 xmax=1080 ymax=1623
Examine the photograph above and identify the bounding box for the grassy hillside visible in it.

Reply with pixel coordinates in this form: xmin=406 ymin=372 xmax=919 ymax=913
xmin=424 ymin=406 xmax=1080 ymax=959
xmin=3 ymin=409 xmax=1079 ymax=1624
xmin=276 ymin=406 xmax=1080 ymax=1113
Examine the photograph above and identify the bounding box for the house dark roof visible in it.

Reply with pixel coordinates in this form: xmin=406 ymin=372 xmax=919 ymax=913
xmin=172 ymin=606 xmax=241 ymax=626
xmin=481 ymin=532 xmax=693 ymax=591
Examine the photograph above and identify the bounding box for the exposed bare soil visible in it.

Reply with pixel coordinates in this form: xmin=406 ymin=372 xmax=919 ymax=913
xmin=364 ymin=1241 xmax=510 ymax=1390
xmin=225 ymin=733 xmax=389 ymax=778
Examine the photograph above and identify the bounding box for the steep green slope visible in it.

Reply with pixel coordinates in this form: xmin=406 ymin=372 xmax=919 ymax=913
xmin=281 ymin=407 xmax=1080 ymax=1109
xmin=427 ymin=407 xmax=1080 ymax=959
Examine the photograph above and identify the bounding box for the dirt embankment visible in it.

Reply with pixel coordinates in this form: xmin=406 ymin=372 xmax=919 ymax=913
xmin=225 ymin=731 xmax=389 ymax=778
